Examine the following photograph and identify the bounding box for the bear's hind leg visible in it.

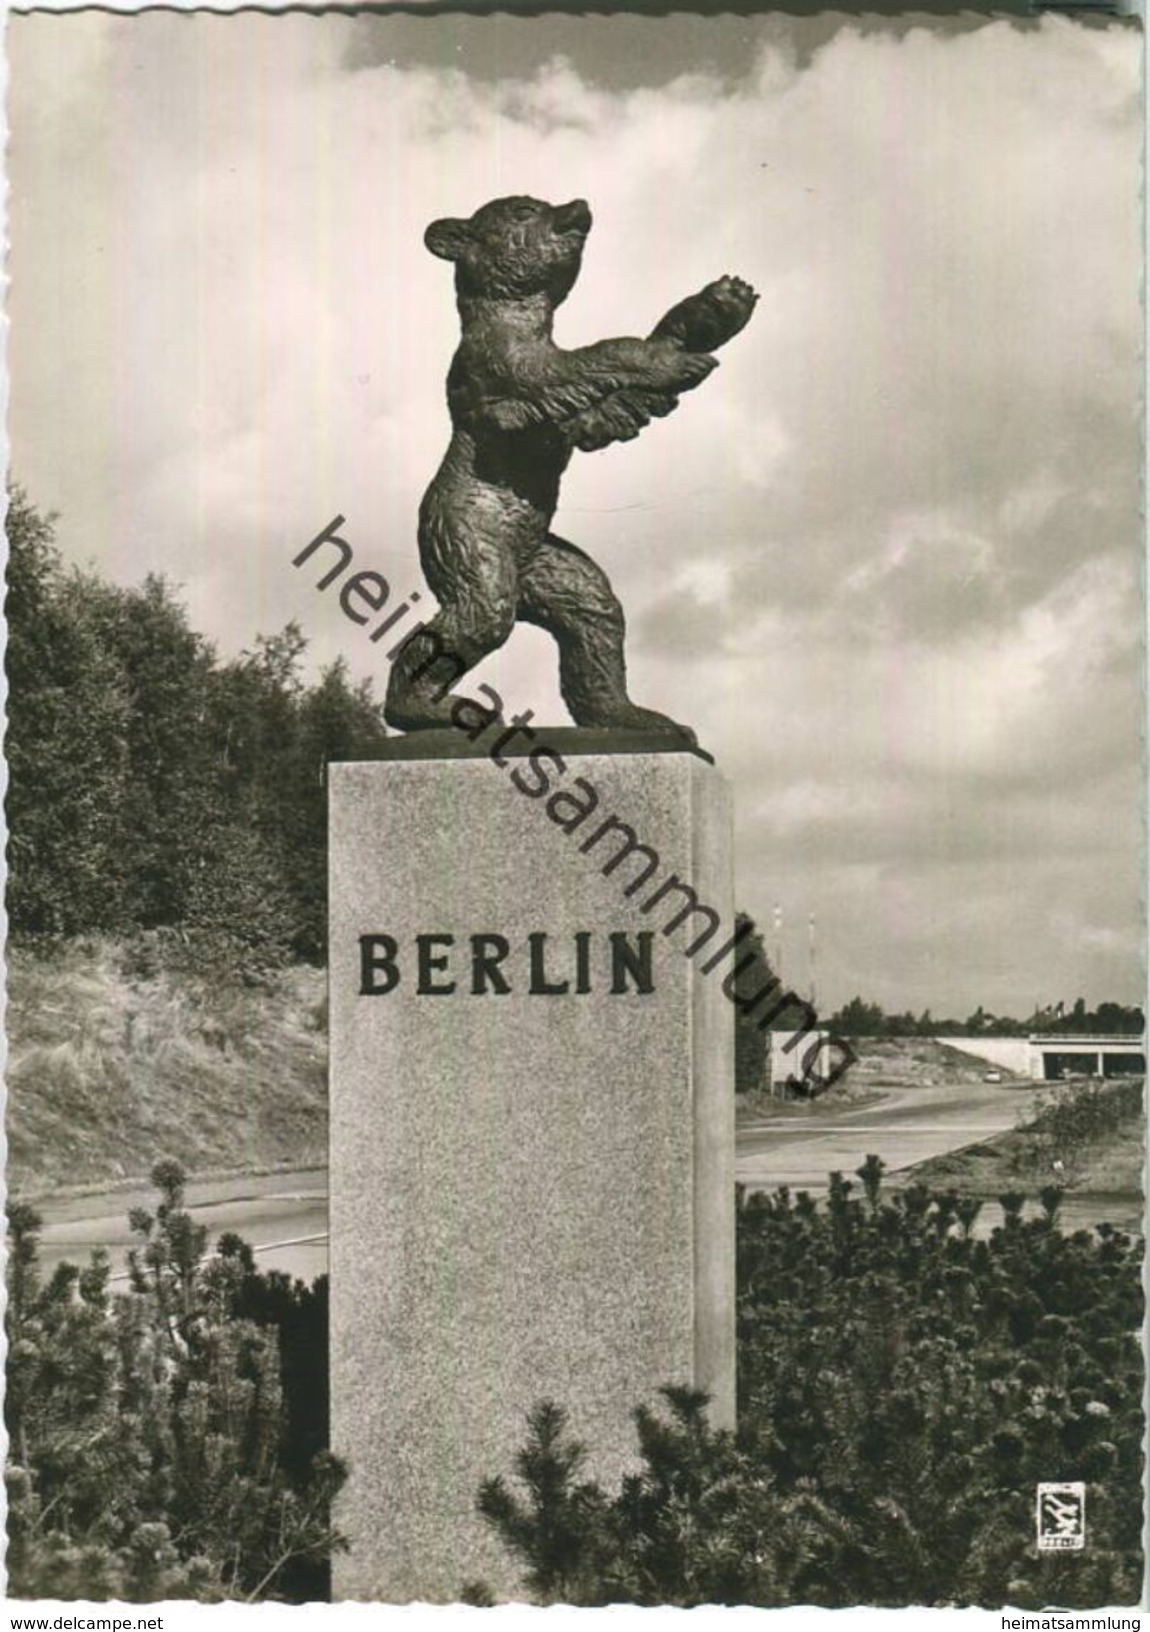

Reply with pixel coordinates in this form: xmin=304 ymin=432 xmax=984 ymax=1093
xmin=519 ymin=534 xmax=694 ymax=740
xmin=384 ymin=596 xmax=515 ymax=731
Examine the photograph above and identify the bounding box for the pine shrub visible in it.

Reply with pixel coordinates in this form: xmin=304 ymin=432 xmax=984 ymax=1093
xmin=5 ymin=1164 xmax=346 ymax=1602
xmin=477 ymin=1160 xmax=1144 ymax=1608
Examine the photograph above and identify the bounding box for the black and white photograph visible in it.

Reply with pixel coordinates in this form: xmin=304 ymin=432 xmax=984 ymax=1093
xmin=4 ymin=5 xmax=1145 ymax=1615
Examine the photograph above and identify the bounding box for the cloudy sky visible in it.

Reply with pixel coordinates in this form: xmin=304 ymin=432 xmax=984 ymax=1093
xmin=8 ymin=10 xmax=1143 ymax=1016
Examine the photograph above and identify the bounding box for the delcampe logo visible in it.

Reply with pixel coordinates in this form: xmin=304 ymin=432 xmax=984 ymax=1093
xmin=1036 ymin=1483 xmax=1086 ymax=1551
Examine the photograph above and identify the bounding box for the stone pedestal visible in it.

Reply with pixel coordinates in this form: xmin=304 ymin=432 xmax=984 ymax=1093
xmin=329 ymin=735 xmax=735 ymax=1602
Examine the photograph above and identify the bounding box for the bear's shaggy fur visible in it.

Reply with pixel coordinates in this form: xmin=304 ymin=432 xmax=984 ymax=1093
xmin=385 ymin=195 xmax=756 ymax=735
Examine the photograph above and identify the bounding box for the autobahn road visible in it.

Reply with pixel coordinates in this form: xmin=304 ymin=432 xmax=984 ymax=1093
xmin=736 ymin=1076 xmax=1047 ymax=1191
xmin=29 ymin=1077 xmax=1103 ymax=1281
xmin=34 ymin=1170 xmax=330 ymax=1286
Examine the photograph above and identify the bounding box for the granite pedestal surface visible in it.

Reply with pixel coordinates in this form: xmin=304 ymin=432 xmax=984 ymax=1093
xmin=329 ymin=734 xmax=735 ymax=1602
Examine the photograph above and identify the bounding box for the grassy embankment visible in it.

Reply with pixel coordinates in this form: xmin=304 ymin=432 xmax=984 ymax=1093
xmin=852 ymin=1039 xmax=1144 ymax=1206
xmin=7 ymin=937 xmax=328 ymax=1200
xmin=912 ymin=1075 xmax=1144 ymax=1196
xmin=745 ymin=1036 xmax=1143 ymax=1226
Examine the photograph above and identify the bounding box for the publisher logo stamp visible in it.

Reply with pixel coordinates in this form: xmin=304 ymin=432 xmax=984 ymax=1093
xmin=1036 ymin=1482 xmax=1086 ymax=1550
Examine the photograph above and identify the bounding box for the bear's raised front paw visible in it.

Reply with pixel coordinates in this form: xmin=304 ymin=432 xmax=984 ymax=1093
xmin=664 ymin=276 xmax=758 ymax=353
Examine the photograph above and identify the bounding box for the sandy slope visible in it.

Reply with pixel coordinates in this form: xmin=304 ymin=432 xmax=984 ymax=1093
xmin=7 ymin=938 xmax=329 ymax=1198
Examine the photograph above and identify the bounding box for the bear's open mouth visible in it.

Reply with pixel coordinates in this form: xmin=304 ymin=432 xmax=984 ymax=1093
xmin=553 ymin=198 xmax=592 ymax=237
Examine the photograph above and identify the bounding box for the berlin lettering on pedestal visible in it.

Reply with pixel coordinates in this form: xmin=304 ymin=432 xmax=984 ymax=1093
xmin=358 ymin=931 xmax=656 ymax=997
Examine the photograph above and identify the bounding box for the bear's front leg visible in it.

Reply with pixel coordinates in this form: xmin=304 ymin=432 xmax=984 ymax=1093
xmin=652 ymin=275 xmax=758 ymax=353
xmin=562 ymin=335 xmax=718 ymax=397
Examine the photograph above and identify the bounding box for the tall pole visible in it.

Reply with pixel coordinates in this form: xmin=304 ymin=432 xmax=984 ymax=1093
xmin=773 ymin=903 xmax=783 ymax=985
xmin=808 ymin=912 xmax=817 ymax=1013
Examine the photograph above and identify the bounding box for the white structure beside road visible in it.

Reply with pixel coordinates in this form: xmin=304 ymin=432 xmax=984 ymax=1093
xmin=767 ymin=1030 xmax=1144 ymax=1098
xmin=768 ymin=1029 xmax=843 ymax=1095
xmin=936 ymin=1034 xmax=1145 ymax=1081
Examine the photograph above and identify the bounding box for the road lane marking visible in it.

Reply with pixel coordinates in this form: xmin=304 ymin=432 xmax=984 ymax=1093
xmin=249 ymin=1232 xmax=329 ymax=1255
xmin=107 ymin=1231 xmax=330 ymax=1285
xmin=738 ymin=1124 xmax=1012 ymax=1136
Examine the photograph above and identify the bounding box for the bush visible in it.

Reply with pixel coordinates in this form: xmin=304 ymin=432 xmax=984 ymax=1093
xmin=6 ymin=1164 xmax=345 ymax=1602
xmin=477 ymin=1161 xmax=1144 ymax=1607
xmin=473 ymin=1389 xmax=854 ymax=1607
xmin=1018 ymin=1078 xmax=1143 ymax=1182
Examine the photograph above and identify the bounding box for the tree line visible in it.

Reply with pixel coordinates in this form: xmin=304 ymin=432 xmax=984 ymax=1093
xmin=7 ymin=487 xmax=390 ymax=964
xmin=827 ymin=995 xmax=1144 ymax=1040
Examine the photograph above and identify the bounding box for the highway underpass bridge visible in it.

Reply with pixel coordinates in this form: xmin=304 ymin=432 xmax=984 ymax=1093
xmin=936 ymin=1033 xmax=1146 ymax=1082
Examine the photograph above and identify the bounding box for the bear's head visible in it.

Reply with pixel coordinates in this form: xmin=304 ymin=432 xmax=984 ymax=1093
xmin=425 ymin=195 xmax=592 ymax=305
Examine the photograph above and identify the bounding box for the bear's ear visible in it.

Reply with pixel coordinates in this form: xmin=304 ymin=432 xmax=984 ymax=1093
xmin=424 ymin=218 xmax=471 ymax=262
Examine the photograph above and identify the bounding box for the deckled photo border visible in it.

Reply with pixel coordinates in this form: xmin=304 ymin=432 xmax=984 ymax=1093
xmin=2 ymin=3 xmax=1145 ymax=1625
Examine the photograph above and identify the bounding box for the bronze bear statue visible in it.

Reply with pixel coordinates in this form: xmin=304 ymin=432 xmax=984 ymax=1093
xmin=384 ymin=195 xmax=757 ymax=737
